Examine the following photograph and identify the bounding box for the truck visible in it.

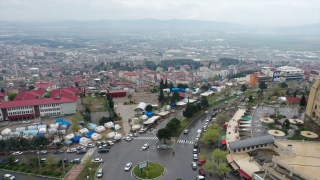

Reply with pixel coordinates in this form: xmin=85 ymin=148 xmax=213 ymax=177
xmin=113 ymin=134 xmax=122 ymax=141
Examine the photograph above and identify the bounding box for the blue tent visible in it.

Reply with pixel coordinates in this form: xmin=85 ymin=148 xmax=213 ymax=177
xmin=86 ymin=131 xmax=94 ymax=138
xmin=23 ymin=130 xmax=38 ymax=136
xmin=170 ymin=103 xmax=177 ymax=108
xmin=145 ymin=111 xmax=153 ymax=117
xmin=37 ymin=133 xmax=45 ymax=138
xmin=56 ymin=118 xmax=64 ymax=123
xmin=87 ymin=123 xmax=97 ymax=131
xmin=61 ymin=121 xmax=70 ymax=126
xmin=72 ymin=136 xmax=81 ymax=143
xmin=178 ymin=88 xmax=185 ymax=92
xmin=171 ymin=88 xmax=179 ymax=92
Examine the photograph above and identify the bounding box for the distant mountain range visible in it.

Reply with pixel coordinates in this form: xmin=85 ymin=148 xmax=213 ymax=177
xmin=1 ymin=19 xmax=319 ymax=34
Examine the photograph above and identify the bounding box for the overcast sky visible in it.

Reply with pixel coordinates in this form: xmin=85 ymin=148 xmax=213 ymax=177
xmin=1 ymin=0 xmax=319 ymax=26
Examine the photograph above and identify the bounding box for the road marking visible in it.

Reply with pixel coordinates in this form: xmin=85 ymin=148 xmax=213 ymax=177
xmin=133 ymin=137 xmax=158 ymax=140
xmin=177 ymin=140 xmax=194 ymax=144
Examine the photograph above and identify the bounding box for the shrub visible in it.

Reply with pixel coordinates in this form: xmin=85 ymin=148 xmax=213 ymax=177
xmin=42 ymin=171 xmax=48 ymax=175
xmin=55 ymin=172 xmax=62 ymax=177
xmin=26 ymin=169 xmax=32 ymax=173
xmin=5 ymin=165 xmax=12 ymax=170
xmin=34 ymin=170 xmax=39 ymax=174
xmin=20 ymin=168 xmax=26 ymax=172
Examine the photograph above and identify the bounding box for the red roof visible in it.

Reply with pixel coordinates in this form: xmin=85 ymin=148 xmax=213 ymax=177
xmin=35 ymin=81 xmax=56 ymax=89
xmin=14 ymin=89 xmax=44 ymax=101
xmin=0 ymin=96 xmax=77 ymax=109
xmin=0 ymin=93 xmax=6 ymax=98
xmin=285 ymin=96 xmax=308 ymax=104
xmin=179 ymin=92 xmax=185 ymax=98
xmin=50 ymin=88 xmax=77 ymax=98
xmin=221 ymin=139 xmax=226 ymax=145
xmin=237 ymin=169 xmax=251 ymax=179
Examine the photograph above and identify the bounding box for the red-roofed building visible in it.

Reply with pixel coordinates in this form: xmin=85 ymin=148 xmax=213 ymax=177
xmin=285 ymin=96 xmax=308 ymax=104
xmin=35 ymin=81 xmax=57 ymax=91
xmin=13 ymin=89 xmax=44 ymax=101
xmin=0 ymin=88 xmax=78 ymax=121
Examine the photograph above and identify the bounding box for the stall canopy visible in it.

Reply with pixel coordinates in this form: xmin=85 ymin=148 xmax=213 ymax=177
xmin=230 ymin=162 xmax=239 ymax=170
xmin=221 ymin=135 xmax=226 ymax=139
xmin=145 ymin=111 xmax=154 ymax=117
xmin=226 ymin=154 xmax=234 ymax=163
xmin=143 ymin=116 xmax=160 ymax=125
xmin=237 ymin=169 xmax=251 ymax=180
xmin=158 ymin=111 xmax=169 ymax=116
xmin=176 ymin=101 xmax=187 ymax=106
xmin=221 ymin=139 xmax=226 ymax=145
xmin=135 ymin=102 xmax=147 ymax=111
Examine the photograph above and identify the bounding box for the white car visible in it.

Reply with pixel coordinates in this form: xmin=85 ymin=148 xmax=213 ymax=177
xmin=142 ymin=143 xmax=149 ymax=150
xmin=66 ymin=148 xmax=77 ymax=153
xmin=205 ymin=111 xmax=208 ymax=114
xmin=37 ymin=150 xmax=47 ymax=154
xmin=86 ymin=143 xmax=95 ymax=148
xmin=193 ymin=154 xmax=198 ymax=160
xmin=22 ymin=121 xmax=29 ymax=124
xmin=107 ymin=141 xmax=114 ymax=146
xmin=124 ymin=136 xmax=132 ymax=141
xmin=124 ymin=162 xmax=132 ymax=171
xmin=205 ymin=119 xmax=210 ymax=123
xmin=4 ymin=174 xmax=15 ymax=180
xmin=12 ymin=151 xmax=23 ymax=156
xmin=92 ymin=158 xmax=103 ymax=163
xmin=183 ymin=129 xmax=189 ymax=134
xmin=196 ymin=175 xmax=205 ymax=180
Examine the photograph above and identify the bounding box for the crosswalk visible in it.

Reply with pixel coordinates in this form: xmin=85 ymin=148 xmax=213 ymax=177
xmin=133 ymin=137 xmax=195 ymax=144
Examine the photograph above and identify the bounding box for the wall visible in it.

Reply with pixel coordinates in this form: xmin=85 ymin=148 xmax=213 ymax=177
xmin=60 ymin=102 xmax=77 ymax=115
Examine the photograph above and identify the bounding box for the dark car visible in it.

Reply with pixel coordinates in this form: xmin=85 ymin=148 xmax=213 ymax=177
xmin=53 ymin=150 xmax=64 ymax=154
xmin=157 ymin=145 xmax=167 ymax=150
xmin=98 ymin=148 xmax=109 ymax=153
xmin=70 ymin=158 xmax=81 ymax=164
xmin=76 ymin=149 xmax=87 ymax=154
xmin=59 ymin=158 xmax=68 ymax=163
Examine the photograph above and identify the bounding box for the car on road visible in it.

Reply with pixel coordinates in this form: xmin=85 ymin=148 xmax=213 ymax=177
xmin=40 ymin=158 xmax=47 ymax=163
xmin=193 ymin=149 xmax=198 ymax=154
xmin=67 ymin=148 xmax=77 ymax=153
xmin=14 ymin=159 xmax=19 ymax=163
xmin=183 ymin=129 xmax=189 ymax=134
xmin=224 ymin=101 xmax=228 ymax=104
xmin=191 ymin=162 xmax=197 ymax=170
xmin=157 ymin=145 xmax=167 ymax=150
xmin=76 ymin=148 xmax=87 ymax=154
xmin=92 ymin=158 xmax=103 ymax=163
xmin=193 ymin=154 xmax=198 ymax=160
xmin=70 ymin=158 xmax=81 ymax=164
xmin=96 ymin=168 xmax=103 ymax=178
xmin=3 ymin=174 xmax=15 ymax=180
xmin=59 ymin=158 xmax=68 ymax=163
xmin=124 ymin=162 xmax=132 ymax=171
xmin=22 ymin=121 xmax=29 ymax=124
xmin=204 ymin=122 xmax=208 ymax=126
xmin=198 ymin=160 xmax=206 ymax=166
xmin=99 ymin=144 xmax=111 ymax=149
xmin=196 ymin=175 xmax=205 ymax=180
xmin=205 ymin=119 xmax=210 ymax=123
xmin=197 ymin=129 xmax=202 ymax=134
xmin=205 ymin=111 xmax=208 ymax=114
xmin=37 ymin=150 xmax=47 ymax=155
xmin=195 ymin=138 xmax=200 ymax=142
xmin=139 ymin=128 xmax=146 ymax=134
xmin=76 ymin=146 xmax=86 ymax=150
xmin=142 ymin=143 xmax=149 ymax=150
xmin=12 ymin=151 xmax=23 ymax=156
xmin=98 ymin=148 xmax=109 ymax=153
xmin=86 ymin=143 xmax=95 ymax=148
xmin=199 ymin=168 xmax=206 ymax=176
xmin=194 ymin=142 xmax=198 ymax=148
xmin=107 ymin=141 xmax=114 ymax=146
xmin=53 ymin=149 xmax=64 ymax=154
xmin=196 ymin=134 xmax=201 ymax=138
xmin=124 ymin=136 xmax=132 ymax=141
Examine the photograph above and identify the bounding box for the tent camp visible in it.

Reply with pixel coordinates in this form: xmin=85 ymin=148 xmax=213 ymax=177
xmin=91 ymin=133 xmax=102 ymax=140
xmin=78 ymin=128 xmax=89 ymax=136
xmin=79 ymin=137 xmax=92 ymax=146
xmin=72 ymin=136 xmax=81 ymax=143
xmin=95 ymin=126 xmax=106 ymax=133
xmin=104 ymin=122 xmax=114 ymax=128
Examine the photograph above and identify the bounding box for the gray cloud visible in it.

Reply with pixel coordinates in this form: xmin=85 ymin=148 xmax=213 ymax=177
xmin=0 ymin=0 xmax=319 ymax=26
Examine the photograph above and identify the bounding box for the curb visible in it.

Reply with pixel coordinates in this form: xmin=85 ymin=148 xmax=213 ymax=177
xmin=0 ymin=168 xmax=62 ymax=179
xmin=131 ymin=162 xmax=166 ymax=180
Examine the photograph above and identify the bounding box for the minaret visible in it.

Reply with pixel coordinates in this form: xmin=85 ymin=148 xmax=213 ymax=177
xmin=14 ymin=62 xmax=18 ymax=77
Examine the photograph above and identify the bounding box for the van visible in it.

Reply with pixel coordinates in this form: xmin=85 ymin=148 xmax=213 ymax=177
xmin=96 ymin=168 xmax=103 ymax=178
xmin=157 ymin=145 xmax=167 ymax=150
xmin=197 ymin=129 xmax=202 ymax=134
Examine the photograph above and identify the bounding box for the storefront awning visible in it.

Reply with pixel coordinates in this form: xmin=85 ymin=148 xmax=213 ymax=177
xmin=221 ymin=135 xmax=226 ymax=139
xmin=143 ymin=116 xmax=160 ymax=125
xmin=226 ymin=154 xmax=233 ymax=163
xmin=221 ymin=139 xmax=226 ymax=145
xmin=237 ymin=169 xmax=251 ymax=180
xmin=230 ymin=162 xmax=239 ymax=170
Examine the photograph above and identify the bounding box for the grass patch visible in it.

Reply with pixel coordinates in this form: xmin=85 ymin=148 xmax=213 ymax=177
xmin=78 ymin=163 xmax=101 ymax=180
xmin=133 ymin=162 xmax=164 ymax=179
xmin=172 ymin=95 xmax=237 ymax=137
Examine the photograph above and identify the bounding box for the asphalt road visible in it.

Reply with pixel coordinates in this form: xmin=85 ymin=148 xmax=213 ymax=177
xmin=0 ymin=171 xmax=50 ymax=180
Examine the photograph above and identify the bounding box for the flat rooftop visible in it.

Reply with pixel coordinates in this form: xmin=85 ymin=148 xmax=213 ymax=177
xmin=276 ymin=140 xmax=320 ymax=180
xmin=231 ymin=153 xmax=261 ymax=175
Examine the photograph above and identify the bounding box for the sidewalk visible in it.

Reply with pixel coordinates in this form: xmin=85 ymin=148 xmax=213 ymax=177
xmin=64 ymin=147 xmax=96 ymax=180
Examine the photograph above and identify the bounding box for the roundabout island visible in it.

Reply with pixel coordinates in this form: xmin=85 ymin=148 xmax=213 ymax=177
xmin=132 ymin=162 xmax=165 ymax=179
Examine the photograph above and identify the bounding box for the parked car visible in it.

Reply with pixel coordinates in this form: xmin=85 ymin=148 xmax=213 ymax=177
xmin=70 ymin=158 xmax=81 ymax=164
xmin=198 ymin=160 xmax=206 ymax=166
xmin=76 ymin=146 xmax=86 ymax=150
xmin=40 ymin=158 xmax=47 ymax=163
xmin=96 ymin=141 xmax=103 ymax=146
xmin=124 ymin=162 xmax=132 ymax=171
xmin=99 ymin=144 xmax=111 ymax=149
xmin=21 ymin=121 xmax=29 ymax=124
xmin=191 ymin=162 xmax=197 ymax=170
xmin=106 ymin=141 xmax=114 ymax=146
xmin=37 ymin=150 xmax=47 ymax=155
xmin=67 ymin=148 xmax=77 ymax=153
xmin=86 ymin=143 xmax=95 ymax=148
xmin=76 ymin=149 xmax=87 ymax=154
xmin=193 ymin=149 xmax=198 ymax=154
xmin=53 ymin=150 xmax=64 ymax=154
xmin=96 ymin=168 xmax=103 ymax=178
xmin=14 ymin=159 xmax=19 ymax=163
xmin=124 ymin=136 xmax=132 ymax=141
xmin=3 ymin=174 xmax=15 ymax=180
xmin=196 ymin=175 xmax=205 ymax=180
xmin=193 ymin=154 xmax=198 ymax=160
xmin=12 ymin=151 xmax=23 ymax=156
xmin=199 ymin=168 xmax=206 ymax=176
xmin=183 ymin=129 xmax=189 ymax=134
xmin=142 ymin=143 xmax=149 ymax=150
xmin=157 ymin=145 xmax=167 ymax=150
xmin=139 ymin=129 xmax=146 ymax=134
xmin=205 ymin=111 xmax=208 ymax=114
xmin=59 ymin=158 xmax=68 ymax=163
xmin=98 ymin=148 xmax=109 ymax=153
xmin=91 ymin=158 xmax=103 ymax=163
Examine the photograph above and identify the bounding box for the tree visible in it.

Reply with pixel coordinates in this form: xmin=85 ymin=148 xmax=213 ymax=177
xmin=31 ymin=136 xmax=50 ymax=148
xmin=202 ymin=161 xmax=216 ymax=177
xmin=166 ymin=121 xmax=178 ymax=132
xmin=216 ymin=113 xmax=229 ymax=125
xmin=240 ymin=84 xmax=247 ymax=92
xmin=212 ymin=149 xmax=228 ymax=165
xmin=230 ymin=100 xmax=240 ymax=112
xmin=215 ymin=163 xmax=231 ymax=176
xmin=127 ymin=94 xmax=133 ymax=102
xmin=201 ymin=129 xmax=220 ymax=146
xmin=279 ymin=82 xmax=288 ymax=88
xmin=70 ymin=113 xmax=84 ymax=132
xmin=99 ymin=116 xmax=113 ymax=125
xmin=183 ymin=105 xmax=194 ymax=118
xmin=75 ymin=82 xmax=79 ymax=87
xmin=169 ymin=81 xmax=174 ymax=89
xmin=200 ymin=85 xmax=209 ymax=92
xmin=293 ymin=90 xmax=298 ymax=97
xmin=0 ymin=87 xmax=4 ymax=93
xmin=46 ymin=154 xmax=58 ymax=165
xmin=170 ymin=118 xmax=181 ymax=127
xmin=156 ymin=128 xmax=172 ymax=144
xmin=7 ymin=92 xmax=17 ymax=101
xmin=28 ymin=86 xmax=35 ymax=90
xmin=201 ymin=97 xmax=209 ymax=108
xmin=172 ymin=91 xmax=181 ymax=102
xmin=84 ymin=112 xmax=91 ymax=122
xmin=248 ymin=95 xmax=254 ymax=102
xmin=300 ymin=95 xmax=307 ymax=106
xmin=108 ymin=96 xmax=114 ymax=109
xmin=160 ymin=79 xmax=164 ymax=89
xmin=85 ymin=107 xmax=91 ymax=114
xmin=158 ymin=88 xmax=164 ymax=104
xmin=190 ymin=104 xmax=199 ymax=114
xmin=145 ymin=104 xmax=153 ymax=112
xmin=258 ymin=82 xmax=267 ymax=90
xmin=164 ymin=79 xmax=168 ymax=89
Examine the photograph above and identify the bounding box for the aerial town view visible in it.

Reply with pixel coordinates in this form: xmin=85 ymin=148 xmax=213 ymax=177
xmin=0 ymin=1 xmax=319 ymax=180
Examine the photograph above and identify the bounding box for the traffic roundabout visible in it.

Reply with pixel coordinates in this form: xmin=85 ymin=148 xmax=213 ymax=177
xmin=132 ymin=161 xmax=165 ymax=179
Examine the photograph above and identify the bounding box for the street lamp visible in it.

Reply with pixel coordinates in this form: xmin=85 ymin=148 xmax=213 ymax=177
xmin=37 ymin=145 xmax=43 ymax=169
xmin=89 ymin=167 xmax=92 ymax=178
xmin=147 ymin=150 xmax=149 ymax=162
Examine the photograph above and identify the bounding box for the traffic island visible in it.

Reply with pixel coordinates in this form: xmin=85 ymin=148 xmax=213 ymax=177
xmin=132 ymin=161 xmax=165 ymax=180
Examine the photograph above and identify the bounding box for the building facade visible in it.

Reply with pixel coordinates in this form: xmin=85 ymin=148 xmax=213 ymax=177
xmin=305 ymin=79 xmax=320 ymax=135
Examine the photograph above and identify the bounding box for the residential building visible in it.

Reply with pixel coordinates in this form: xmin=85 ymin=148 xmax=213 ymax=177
xmin=305 ymin=78 xmax=320 ymax=135
xmin=249 ymin=72 xmax=272 ymax=87
xmin=277 ymin=66 xmax=304 ymax=81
